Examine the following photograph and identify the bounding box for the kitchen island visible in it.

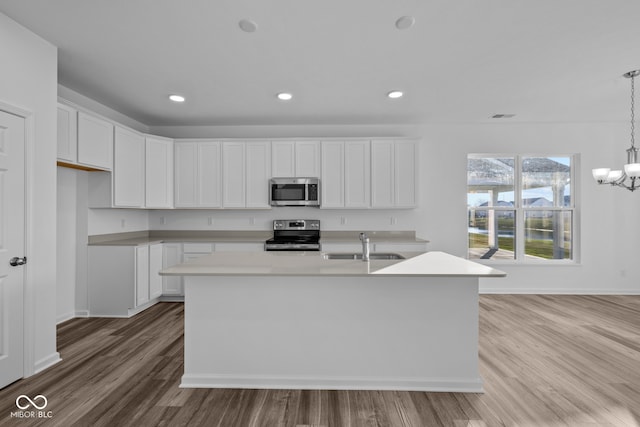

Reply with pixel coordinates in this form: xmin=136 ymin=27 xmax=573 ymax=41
xmin=160 ymin=251 xmax=505 ymax=392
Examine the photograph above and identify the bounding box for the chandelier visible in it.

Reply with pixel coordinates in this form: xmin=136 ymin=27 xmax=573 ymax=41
xmin=592 ymin=70 xmax=640 ymax=191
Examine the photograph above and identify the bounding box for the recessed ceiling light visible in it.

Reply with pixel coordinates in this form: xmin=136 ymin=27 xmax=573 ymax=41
xmin=387 ymin=91 xmax=404 ymax=99
xmin=491 ymin=114 xmax=516 ymax=118
xmin=169 ymin=95 xmax=185 ymax=103
xmin=395 ymin=16 xmax=415 ymax=30
xmin=277 ymin=92 xmax=293 ymax=101
xmin=239 ymin=19 xmax=258 ymax=33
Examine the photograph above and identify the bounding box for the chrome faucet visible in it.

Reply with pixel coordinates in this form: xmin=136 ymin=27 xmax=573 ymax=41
xmin=359 ymin=232 xmax=370 ymax=262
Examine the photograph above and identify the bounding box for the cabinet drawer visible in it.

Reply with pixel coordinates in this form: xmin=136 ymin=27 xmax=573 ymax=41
xmin=182 ymin=243 xmax=214 ymax=253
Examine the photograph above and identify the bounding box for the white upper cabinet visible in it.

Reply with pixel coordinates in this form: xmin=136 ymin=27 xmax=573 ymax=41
xmin=77 ymin=111 xmax=113 ymax=170
xmin=295 ymin=141 xmax=321 ymax=177
xmin=371 ymin=139 xmax=418 ymax=208
xmin=394 ymin=141 xmax=418 ymax=207
xmin=371 ymin=141 xmax=394 ymax=207
xmin=223 ymin=141 xmax=271 ymax=208
xmin=320 ymin=141 xmax=344 ymax=208
xmin=271 ymin=141 xmax=295 ymax=177
xmin=321 ymin=140 xmax=370 ymax=208
xmin=174 ymin=141 xmax=222 ymax=208
xmin=245 ymin=141 xmax=271 ymax=208
xmin=222 ymin=141 xmax=246 ymax=208
xmin=113 ymin=126 xmax=145 ymax=208
xmin=57 ymin=103 xmax=77 ymax=163
xmin=145 ymin=135 xmax=174 ymax=209
xmin=271 ymin=140 xmax=320 ymax=177
xmin=344 ymin=140 xmax=371 ymax=208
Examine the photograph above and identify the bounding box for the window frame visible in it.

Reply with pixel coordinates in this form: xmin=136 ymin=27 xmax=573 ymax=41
xmin=467 ymin=153 xmax=580 ymax=265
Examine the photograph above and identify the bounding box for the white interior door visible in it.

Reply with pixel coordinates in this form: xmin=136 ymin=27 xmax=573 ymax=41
xmin=0 ymin=110 xmax=25 ymax=388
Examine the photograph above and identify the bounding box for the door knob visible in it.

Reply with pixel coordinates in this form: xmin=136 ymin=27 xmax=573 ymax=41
xmin=9 ymin=257 xmax=27 ymax=266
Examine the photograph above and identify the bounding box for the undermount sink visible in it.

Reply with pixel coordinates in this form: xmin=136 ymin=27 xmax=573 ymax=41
xmin=323 ymin=252 xmax=406 ymax=260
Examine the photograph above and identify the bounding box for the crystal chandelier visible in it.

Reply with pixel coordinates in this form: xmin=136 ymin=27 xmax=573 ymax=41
xmin=592 ymin=70 xmax=640 ymax=191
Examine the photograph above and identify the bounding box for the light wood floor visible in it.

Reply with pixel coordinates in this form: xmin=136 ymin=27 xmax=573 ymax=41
xmin=1 ymin=295 xmax=639 ymax=426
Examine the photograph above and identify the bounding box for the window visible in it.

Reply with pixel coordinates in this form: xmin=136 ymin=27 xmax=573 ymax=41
xmin=467 ymin=155 xmax=575 ymax=262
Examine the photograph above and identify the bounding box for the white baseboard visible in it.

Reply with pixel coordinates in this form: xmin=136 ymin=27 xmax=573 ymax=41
xmin=159 ymin=295 xmax=185 ymax=302
xmin=33 ymin=352 xmax=62 ymax=375
xmin=180 ymin=374 xmax=483 ymax=393
xmin=75 ymin=310 xmax=90 ymax=318
xmin=56 ymin=312 xmax=75 ymax=324
xmin=480 ymin=288 xmax=640 ymax=295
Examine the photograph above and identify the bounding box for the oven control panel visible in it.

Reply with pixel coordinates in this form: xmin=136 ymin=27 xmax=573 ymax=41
xmin=273 ymin=219 xmax=320 ymax=230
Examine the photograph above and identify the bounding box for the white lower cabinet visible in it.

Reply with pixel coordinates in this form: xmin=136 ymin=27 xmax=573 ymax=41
xmin=149 ymin=243 xmax=164 ymax=300
xmin=162 ymin=243 xmax=183 ymax=296
xmin=135 ymin=245 xmax=150 ymax=306
xmin=88 ymin=243 xmax=164 ymax=317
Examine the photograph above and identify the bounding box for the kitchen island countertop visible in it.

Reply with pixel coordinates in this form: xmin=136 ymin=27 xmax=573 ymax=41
xmin=160 ymin=250 xmax=505 ymax=277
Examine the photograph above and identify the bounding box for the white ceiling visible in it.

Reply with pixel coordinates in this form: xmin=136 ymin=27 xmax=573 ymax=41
xmin=1 ymin=0 xmax=640 ymax=127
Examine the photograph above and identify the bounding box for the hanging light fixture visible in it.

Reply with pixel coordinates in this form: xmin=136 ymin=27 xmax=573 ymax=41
xmin=593 ymin=70 xmax=640 ymax=191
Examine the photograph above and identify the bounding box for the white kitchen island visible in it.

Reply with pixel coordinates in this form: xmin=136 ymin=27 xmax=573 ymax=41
xmin=160 ymin=251 xmax=505 ymax=392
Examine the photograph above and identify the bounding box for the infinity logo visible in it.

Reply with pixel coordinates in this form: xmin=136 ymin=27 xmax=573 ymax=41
xmin=15 ymin=395 xmax=47 ymax=410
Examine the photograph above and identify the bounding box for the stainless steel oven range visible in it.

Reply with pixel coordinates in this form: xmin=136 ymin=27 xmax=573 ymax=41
xmin=264 ymin=219 xmax=320 ymax=251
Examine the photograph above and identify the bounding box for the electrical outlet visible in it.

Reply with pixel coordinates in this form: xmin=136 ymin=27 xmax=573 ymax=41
xmin=120 ymin=219 xmax=126 ymax=228
xmin=160 ymin=216 xmax=166 ymax=225
xmin=250 ymin=217 xmax=255 ymax=225
xmin=390 ymin=217 xmax=397 ymax=225
xmin=208 ymin=217 xmax=214 ymax=226
xmin=341 ymin=217 xmax=347 ymax=225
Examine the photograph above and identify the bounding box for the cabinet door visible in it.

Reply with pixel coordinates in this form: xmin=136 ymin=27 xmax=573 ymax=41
xmin=145 ymin=136 xmax=174 ymax=208
xmin=371 ymin=140 xmax=395 ymax=208
xmin=162 ymin=243 xmax=183 ymax=296
xmin=222 ymin=141 xmax=246 ymax=208
xmin=344 ymin=140 xmax=370 ymax=208
xmin=149 ymin=244 xmax=164 ymax=300
xmin=394 ymin=141 xmax=417 ymax=207
xmin=320 ymin=141 xmax=344 ymax=208
xmin=135 ymin=246 xmax=150 ymax=307
xmin=113 ymin=126 xmax=145 ymax=207
xmin=57 ymin=104 xmax=77 ymax=162
xmin=272 ymin=141 xmax=295 ymax=177
xmin=174 ymin=143 xmax=198 ymax=207
xmin=295 ymin=141 xmax=321 ymax=177
xmin=77 ymin=111 xmax=113 ymax=170
xmin=246 ymin=141 xmax=271 ymax=208
xmin=198 ymin=141 xmax=223 ymax=207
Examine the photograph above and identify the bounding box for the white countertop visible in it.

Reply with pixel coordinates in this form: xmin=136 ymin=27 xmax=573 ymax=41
xmin=160 ymin=250 xmax=506 ymax=277
xmin=88 ymin=230 xmax=427 ymax=246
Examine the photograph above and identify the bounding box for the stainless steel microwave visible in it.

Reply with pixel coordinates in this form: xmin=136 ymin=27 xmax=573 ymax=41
xmin=269 ymin=177 xmax=320 ymax=207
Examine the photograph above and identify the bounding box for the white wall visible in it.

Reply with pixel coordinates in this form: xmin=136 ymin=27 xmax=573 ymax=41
xmin=0 ymin=12 xmax=59 ymax=373
xmin=419 ymin=122 xmax=636 ymax=294
xmin=88 ymin=209 xmax=149 ymax=236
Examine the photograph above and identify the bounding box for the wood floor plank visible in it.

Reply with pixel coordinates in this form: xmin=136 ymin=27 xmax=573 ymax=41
xmin=1 ymin=297 xmax=640 ymax=426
